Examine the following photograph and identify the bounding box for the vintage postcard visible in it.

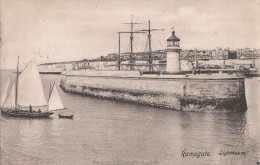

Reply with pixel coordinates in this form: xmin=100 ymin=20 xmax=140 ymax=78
xmin=0 ymin=0 xmax=259 ymax=164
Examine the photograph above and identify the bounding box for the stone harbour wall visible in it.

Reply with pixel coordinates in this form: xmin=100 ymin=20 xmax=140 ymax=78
xmin=60 ymin=73 xmax=247 ymax=112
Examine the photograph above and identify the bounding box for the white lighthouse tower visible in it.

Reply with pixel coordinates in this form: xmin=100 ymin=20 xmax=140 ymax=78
xmin=166 ymin=27 xmax=181 ymax=73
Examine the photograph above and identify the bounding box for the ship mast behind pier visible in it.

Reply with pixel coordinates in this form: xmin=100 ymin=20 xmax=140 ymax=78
xmin=119 ymin=15 xmax=143 ymax=70
xmin=138 ymin=21 xmax=164 ymax=72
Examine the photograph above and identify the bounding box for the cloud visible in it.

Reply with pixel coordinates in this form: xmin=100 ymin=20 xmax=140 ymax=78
xmin=1 ymin=0 xmax=260 ymax=69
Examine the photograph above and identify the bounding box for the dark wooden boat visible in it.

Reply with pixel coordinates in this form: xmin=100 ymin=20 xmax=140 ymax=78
xmin=59 ymin=114 xmax=73 ymax=119
xmin=1 ymin=108 xmax=54 ymax=118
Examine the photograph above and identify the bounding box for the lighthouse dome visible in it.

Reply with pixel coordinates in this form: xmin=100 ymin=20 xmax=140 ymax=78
xmin=167 ymin=27 xmax=180 ymax=47
xmin=167 ymin=30 xmax=180 ymax=42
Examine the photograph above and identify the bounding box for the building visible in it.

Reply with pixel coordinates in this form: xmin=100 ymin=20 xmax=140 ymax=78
xmin=166 ymin=27 xmax=181 ymax=73
xmin=38 ymin=61 xmax=74 ymax=74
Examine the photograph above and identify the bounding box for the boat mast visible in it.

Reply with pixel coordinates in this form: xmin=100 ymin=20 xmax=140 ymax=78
xmin=148 ymin=21 xmax=152 ymax=72
xmin=49 ymin=81 xmax=56 ymax=100
xmin=15 ymin=56 xmax=19 ymax=110
xmin=120 ymin=15 xmax=143 ymax=70
xmin=252 ymin=51 xmax=256 ymax=67
xmin=130 ymin=16 xmax=134 ymax=70
xmin=194 ymin=48 xmax=198 ymax=70
xmin=138 ymin=20 xmax=164 ymax=72
xmin=118 ymin=32 xmax=121 ymax=70
xmin=48 ymin=81 xmax=52 ymax=101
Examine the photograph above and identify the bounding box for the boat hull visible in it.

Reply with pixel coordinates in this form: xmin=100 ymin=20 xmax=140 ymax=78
xmin=1 ymin=108 xmax=54 ymax=118
xmin=59 ymin=114 xmax=73 ymax=119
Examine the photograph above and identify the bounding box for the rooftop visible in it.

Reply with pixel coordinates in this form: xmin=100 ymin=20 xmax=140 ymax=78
xmin=167 ymin=29 xmax=180 ymax=41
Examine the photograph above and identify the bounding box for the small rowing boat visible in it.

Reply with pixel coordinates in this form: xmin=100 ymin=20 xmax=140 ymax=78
xmin=59 ymin=113 xmax=73 ymax=119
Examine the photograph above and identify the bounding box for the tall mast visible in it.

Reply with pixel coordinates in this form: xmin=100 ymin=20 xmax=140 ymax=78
xmin=194 ymin=48 xmax=198 ymax=70
xmin=148 ymin=20 xmax=152 ymax=72
xmin=118 ymin=32 xmax=121 ymax=70
xmin=48 ymin=81 xmax=52 ymax=101
xmin=48 ymin=81 xmax=56 ymax=101
xmin=138 ymin=20 xmax=164 ymax=72
xmin=15 ymin=56 xmax=19 ymax=110
xmin=253 ymin=51 xmax=256 ymax=67
xmin=130 ymin=15 xmax=134 ymax=70
xmin=120 ymin=15 xmax=143 ymax=70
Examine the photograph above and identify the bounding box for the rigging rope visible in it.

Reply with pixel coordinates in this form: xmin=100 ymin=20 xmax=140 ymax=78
xmin=151 ymin=39 xmax=158 ymax=51
xmin=126 ymin=39 xmax=131 ymax=53
xmin=134 ymin=42 xmax=138 ymax=53
xmin=157 ymin=39 xmax=166 ymax=50
xmin=144 ymin=38 xmax=149 ymax=52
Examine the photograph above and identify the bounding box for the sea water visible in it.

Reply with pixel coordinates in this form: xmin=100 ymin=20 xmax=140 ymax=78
xmin=0 ymin=70 xmax=259 ymax=165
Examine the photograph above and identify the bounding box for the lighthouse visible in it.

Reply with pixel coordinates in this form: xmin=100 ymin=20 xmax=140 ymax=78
xmin=166 ymin=27 xmax=181 ymax=73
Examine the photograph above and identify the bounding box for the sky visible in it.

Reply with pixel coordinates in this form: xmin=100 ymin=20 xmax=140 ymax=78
xmin=1 ymin=0 xmax=260 ymax=69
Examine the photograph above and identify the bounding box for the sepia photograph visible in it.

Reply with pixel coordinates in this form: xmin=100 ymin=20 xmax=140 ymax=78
xmin=0 ymin=0 xmax=259 ymax=164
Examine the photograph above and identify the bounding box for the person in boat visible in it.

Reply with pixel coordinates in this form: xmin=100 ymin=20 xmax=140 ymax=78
xmin=29 ymin=105 xmax=32 ymax=113
xmin=38 ymin=108 xmax=41 ymax=113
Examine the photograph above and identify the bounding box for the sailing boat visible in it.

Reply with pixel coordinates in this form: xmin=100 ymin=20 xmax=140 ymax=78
xmin=48 ymin=82 xmax=73 ymax=119
xmin=48 ymin=82 xmax=64 ymax=111
xmin=1 ymin=57 xmax=63 ymax=118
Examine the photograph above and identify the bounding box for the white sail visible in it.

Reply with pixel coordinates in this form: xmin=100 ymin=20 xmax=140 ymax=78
xmin=1 ymin=78 xmax=9 ymax=106
xmin=48 ymin=84 xmax=64 ymax=111
xmin=17 ymin=61 xmax=47 ymax=107
xmin=3 ymin=80 xmax=16 ymax=108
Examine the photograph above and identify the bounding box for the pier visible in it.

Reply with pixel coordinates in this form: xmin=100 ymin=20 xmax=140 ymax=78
xmin=60 ymin=70 xmax=247 ymax=112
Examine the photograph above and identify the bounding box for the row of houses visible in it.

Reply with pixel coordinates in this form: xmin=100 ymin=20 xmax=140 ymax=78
xmin=180 ymin=48 xmax=231 ymax=61
xmin=101 ymin=48 xmax=260 ymax=62
xmin=93 ymin=50 xmax=166 ymax=62
xmin=38 ymin=48 xmax=260 ymax=73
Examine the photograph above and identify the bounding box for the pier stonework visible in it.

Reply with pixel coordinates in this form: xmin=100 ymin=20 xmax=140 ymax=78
xmin=60 ymin=71 xmax=247 ymax=112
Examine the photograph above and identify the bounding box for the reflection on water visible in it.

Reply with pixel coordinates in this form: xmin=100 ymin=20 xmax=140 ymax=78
xmin=1 ymin=71 xmax=259 ymax=165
